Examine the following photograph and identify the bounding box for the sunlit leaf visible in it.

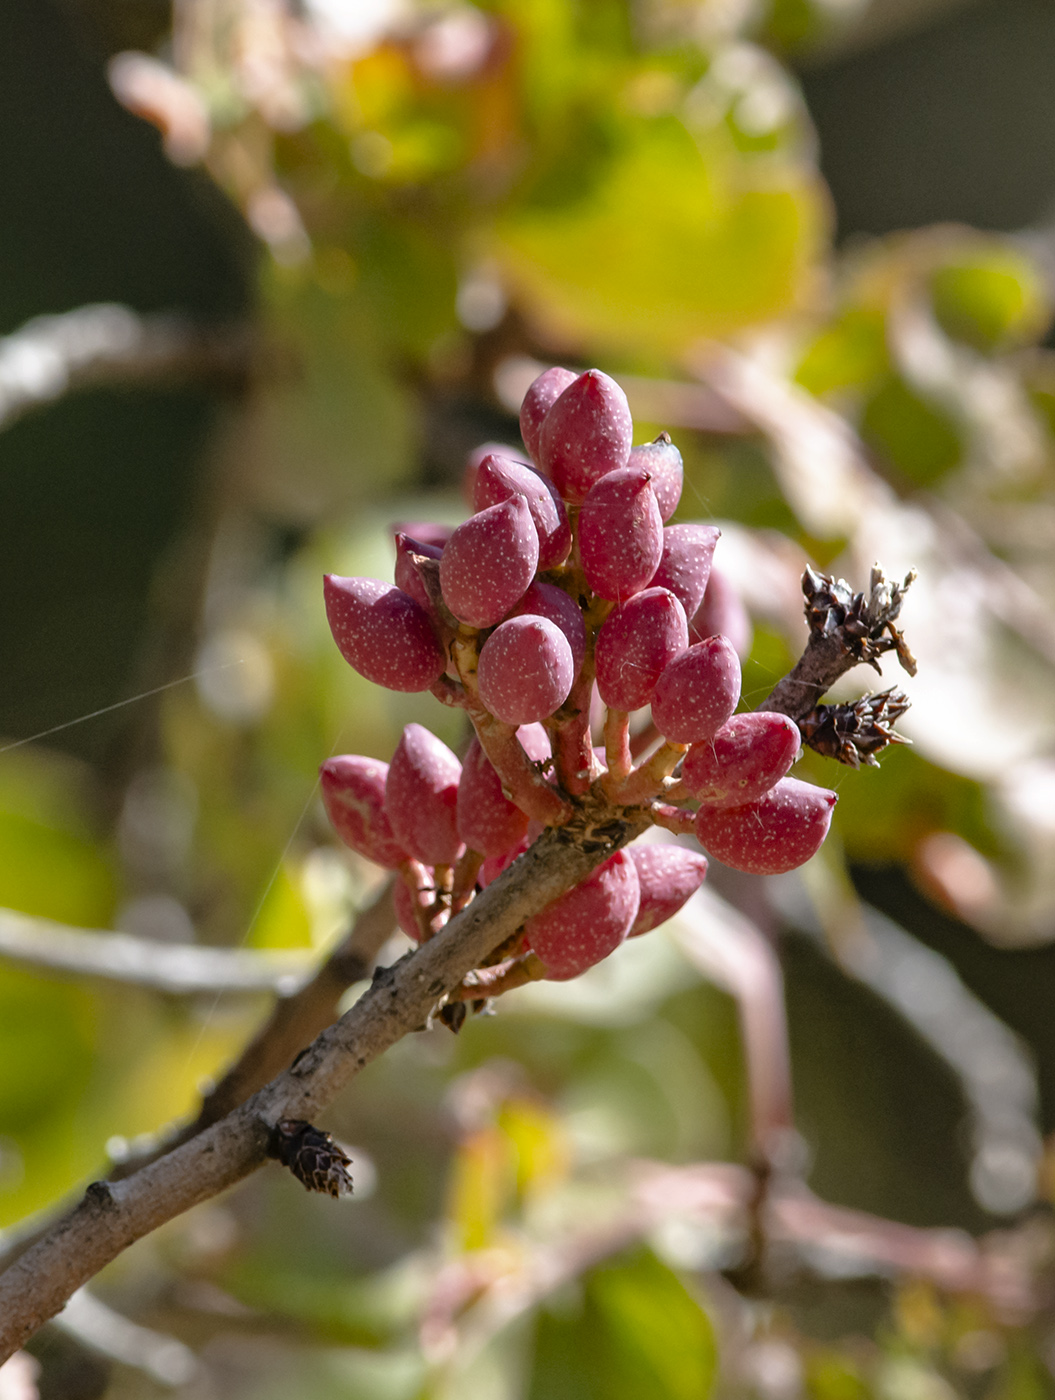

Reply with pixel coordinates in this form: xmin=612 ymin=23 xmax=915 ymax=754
xmin=446 ymin=1126 xmax=515 ymax=1252
xmin=0 ymin=812 xmax=113 ymax=927
xmin=0 ymin=966 xmax=96 ymax=1131
xmin=496 ymin=1096 xmax=569 ymax=1199
xmin=497 ymin=115 xmax=823 ymax=354
xmin=795 ymin=308 xmax=890 ymax=397
xmin=859 ymin=374 xmax=963 ymax=485
xmin=930 ymin=249 xmax=1050 ymax=353
xmin=528 ymin=1248 xmax=716 ymax=1400
xmin=805 ymin=1349 xmax=871 ymax=1400
xmin=249 ymin=862 xmax=314 ymax=949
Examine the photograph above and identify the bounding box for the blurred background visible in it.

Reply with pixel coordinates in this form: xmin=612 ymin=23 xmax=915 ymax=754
xmin=3 ymin=0 xmax=1055 ymax=1395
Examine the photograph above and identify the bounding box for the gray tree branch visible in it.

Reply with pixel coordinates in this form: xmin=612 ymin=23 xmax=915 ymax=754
xmin=110 ymin=877 xmax=397 ymax=1177
xmin=0 ymin=816 xmax=647 ymax=1358
xmin=0 ymin=882 xmax=396 ymax=1280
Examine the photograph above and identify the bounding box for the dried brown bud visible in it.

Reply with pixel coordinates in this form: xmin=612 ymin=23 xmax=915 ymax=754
xmin=438 ymin=1001 xmax=468 ymax=1033
xmin=266 ymin=1119 xmax=353 ymax=1198
xmin=802 ymin=564 xmax=917 ymax=676
xmin=800 ymin=687 xmax=911 ymax=768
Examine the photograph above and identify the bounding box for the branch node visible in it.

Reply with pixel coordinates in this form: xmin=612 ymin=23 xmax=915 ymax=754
xmin=266 ymin=1119 xmax=353 ymax=1198
xmin=83 ymin=1181 xmax=116 ymax=1213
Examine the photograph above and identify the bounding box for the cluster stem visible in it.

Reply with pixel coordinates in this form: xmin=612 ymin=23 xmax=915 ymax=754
xmin=602 ymin=708 xmax=632 ymax=793
xmin=612 ymin=741 xmax=687 ymax=806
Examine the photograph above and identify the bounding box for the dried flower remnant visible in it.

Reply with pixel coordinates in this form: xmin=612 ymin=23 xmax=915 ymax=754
xmin=800 ymin=687 xmax=912 ymax=768
xmin=267 ymin=1120 xmax=353 ymax=1198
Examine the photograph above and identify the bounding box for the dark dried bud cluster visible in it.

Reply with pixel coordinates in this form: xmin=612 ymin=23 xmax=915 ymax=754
xmin=803 ymin=564 xmax=918 ymax=675
xmin=800 ymin=688 xmax=912 ymax=768
xmin=267 ymin=1119 xmax=353 ymax=1198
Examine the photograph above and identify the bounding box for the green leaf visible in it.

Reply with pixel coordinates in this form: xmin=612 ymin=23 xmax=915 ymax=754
xmin=528 ymin=1248 xmax=716 ymax=1400
xmin=930 ymin=249 xmax=1049 ymax=352
xmin=225 ymin=1260 xmax=423 ymax=1346
xmin=990 ymin=1346 xmax=1051 ymax=1400
xmin=0 ymin=966 xmax=96 ymax=1130
xmin=0 ymin=811 xmax=114 ymax=927
xmin=446 ymin=1126 xmax=516 ymax=1252
xmin=795 ymin=308 xmax=890 ymax=397
xmin=815 ymin=745 xmax=997 ymax=866
xmin=248 ymin=862 xmax=313 ymax=949
xmin=806 ymin=1350 xmax=872 ymax=1400
xmin=497 ymin=114 xmax=822 ymax=355
xmin=859 ymin=374 xmax=963 ymax=486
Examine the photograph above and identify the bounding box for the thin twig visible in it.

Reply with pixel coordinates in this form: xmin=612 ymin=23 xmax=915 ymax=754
xmin=428 ymin=1157 xmax=1037 ymax=1368
xmin=446 ymin=951 xmax=546 ymax=1001
xmin=0 ymin=304 xmax=262 ymax=432
xmin=0 ymin=564 xmax=921 ymax=1354
xmin=139 ymin=878 xmax=398 ymax=1155
xmin=55 ymin=1289 xmax=199 ymax=1387
xmin=0 ymin=908 xmax=310 ymax=994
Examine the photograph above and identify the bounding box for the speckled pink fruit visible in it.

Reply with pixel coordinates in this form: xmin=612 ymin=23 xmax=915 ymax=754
xmin=462 ymin=441 xmax=529 ymax=503
xmin=473 ymin=453 xmax=572 ymax=569
xmin=324 ymin=575 xmax=445 ymax=692
xmin=519 ymin=366 xmax=577 ymax=463
xmin=650 ymin=524 xmax=720 ymax=619
xmin=628 ymin=435 xmax=683 ymax=522
xmin=394 ymin=876 xmax=427 ymax=942
xmin=508 ymin=581 xmax=587 ymax=674
xmin=393 ymin=533 xmax=444 ymax=616
xmin=595 ymin=587 xmax=688 ymax=712
xmin=456 ymin=725 xmax=551 ymax=857
xmin=478 ymin=830 xmax=536 ymax=888
xmin=440 ymin=495 xmax=539 ymax=628
xmin=538 ymin=370 xmax=633 ymax=503
xmin=525 ymin=848 xmax=640 ymax=981
xmin=683 ymin=712 xmax=801 ymax=808
xmin=690 ymin=567 xmax=752 ymax=658
xmin=320 ymin=756 xmax=409 ymax=870
xmin=477 ymin=616 xmax=574 ymax=725
xmin=694 ymin=777 xmax=836 ymax=875
xmin=578 ymin=467 xmax=663 ymax=602
xmin=650 ymin=637 xmax=741 ymax=743
xmin=385 ymin=723 xmax=463 ymax=866
xmin=627 ymin=845 xmax=709 ymax=936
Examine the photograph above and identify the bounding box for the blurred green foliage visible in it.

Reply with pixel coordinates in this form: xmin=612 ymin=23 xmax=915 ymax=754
xmin=3 ymin=0 xmax=1055 ymax=1394
xmin=528 ymin=1248 xmax=717 ymax=1400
